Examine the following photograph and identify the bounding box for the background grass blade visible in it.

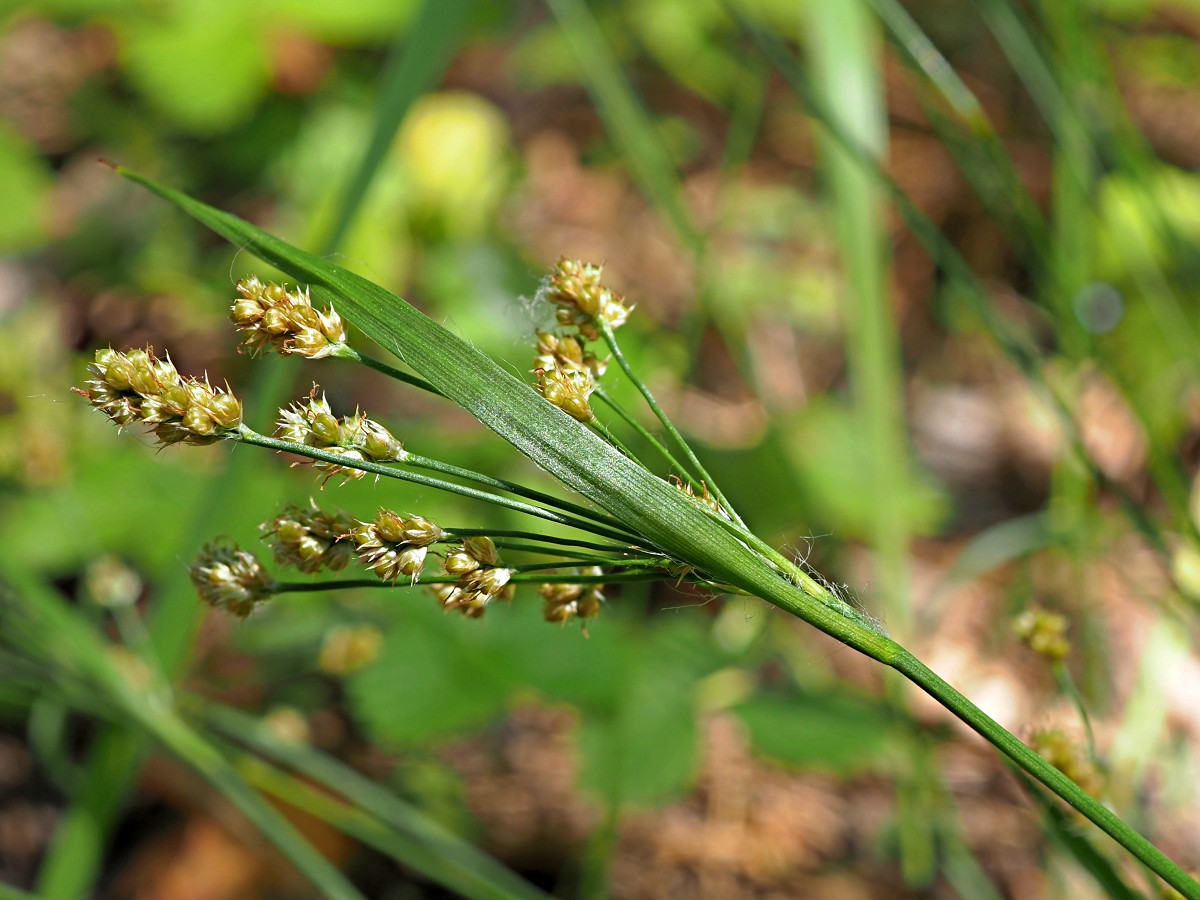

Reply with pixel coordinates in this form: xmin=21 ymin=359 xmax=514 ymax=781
xmin=319 ymin=0 xmax=477 ymax=256
xmin=804 ymin=0 xmax=926 ymax=880
xmin=1 ymin=565 xmax=366 ymax=900
xmin=201 ymin=703 xmax=552 ymax=900
xmin=544 ymin=0 xmax=702 ymax=256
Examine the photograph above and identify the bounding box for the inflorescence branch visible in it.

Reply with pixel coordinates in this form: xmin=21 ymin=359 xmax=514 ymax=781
xmin=75 ymin=261 xmax=773 ymax=629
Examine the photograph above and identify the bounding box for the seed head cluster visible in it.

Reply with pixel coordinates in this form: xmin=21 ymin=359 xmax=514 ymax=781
xmin=76 ymin=347 xmax=242 ymax=445
xmin=231 ymin=276 xmax=346 ymax=359
xmin=1013 ymin=606 xmax=1071 ymax=661
xmin=433 ymin=536 xmax=514 ymax=618
xmin=542 ymin=258 xmax=631 ymax=340
xmin=189 ymin=539 xmax=275 ymax=618
xmin=539 ymin=566 xmax=605 ymax=624
xmin=276 ymin=391 xmax=406 ymax=481
xmin=533 ymin=331 xmax=607 ymax=423
xmin=352 ymin=509 xmax=445 ymax=583
xmin=261 ymin=501 xmax=357 ymax=573
xmin=531 ymin=259 xmax=630 ymax=422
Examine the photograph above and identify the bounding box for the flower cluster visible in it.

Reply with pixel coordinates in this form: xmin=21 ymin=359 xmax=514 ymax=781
xmin=231 ymin=277 xmax=346 ymax=359
xmin=532 ymin=260 xmax=627 ymax=422
xmin=1013 ymin=605 xmax=1071 ymax=661
xmin=539 ymin=566 xmax=605 ymax=624
xmin=261 ymin=501 xmax=357 ymax=573
xmin=432 ymin=537 xmax=514 ymax=618
xmin=352 ymin=509 xmax=445 ymax=583
xmin=533 ymin=331 xmax=605 ymax=423
xmin=541 ymin=258 xmax=631 ymax=340
xmin=318 ymin=624 xmax=383 ymax=675
xmin=276 ymin=391 xmax=406 ymax=481
xmin=1029 ymin=728 xmax=1104 ymax=797
xmin=76 ymin=347 xmax=242 ymax=445
xmin=189 ymin=539 xmax=275 ymax=618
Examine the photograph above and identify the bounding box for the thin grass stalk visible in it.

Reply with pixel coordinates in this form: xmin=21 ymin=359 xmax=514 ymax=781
xmin=235 ymin=427 xmax=643 ymax=546
xmin=804 ymin=0 xmax=929 ymax=881
xmin=318 ymin=0 xmax=476 ymax=256
xmin=734 ymin=12 xmax=1198 ymax=560
xmin=199 ymin=702 xmax=552 ymax=900
xmin=598 ymin=319 xmax=744 ymax=527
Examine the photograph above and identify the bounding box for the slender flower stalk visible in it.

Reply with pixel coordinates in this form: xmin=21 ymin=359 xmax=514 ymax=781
xmin=593 ymin=386 xmax=699 ymax=486
xmin=595 ymin=317 xmax=744 ymax=528
xmin=235 ymin=426 xmax=642 ymax=545
xmin=329 ymin=344 xmax=442 ymax=396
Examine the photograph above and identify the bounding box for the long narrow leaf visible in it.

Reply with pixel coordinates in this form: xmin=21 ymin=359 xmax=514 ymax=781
xmin=320 ymin=0 xmax=476 ymax=255
xmin=202 ymin=703 xmax=551 ymax=900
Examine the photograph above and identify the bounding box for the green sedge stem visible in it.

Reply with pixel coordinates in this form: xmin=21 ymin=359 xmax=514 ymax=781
xmin=593 ymin=386 xmax=701 ymax=488
xmin=443 ymin=529 xmax=635 ymax=555
xmin=887 ymin=648 xmax=1200 ymax=900
xmin=482 ymin=541 xmax=658 ymax=564
xmin=694 ymin=507 xmax=878 ymax=632
xmin=597 ymin=319 xmax=745 ymax=527
xmin=330 ymin=345 xmax=443 ymax=397
xmin=1054 ymin=661 xmax=1098 ymax=761
xmin=234 ymin=427 xmax=642 ymax=546
xmin=403 ymin=451 xmax=632 ymax=536
xmin=511 ymin=557 xmax=665 ymax=574
xmin=272 ymin=570 xmax=670 ymax=593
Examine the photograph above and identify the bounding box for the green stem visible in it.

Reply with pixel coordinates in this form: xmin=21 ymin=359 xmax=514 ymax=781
xmin=444 ymin=528 xmax=634 ymax=554
xmin=889 ymin=648 xmax=1200 ymax=899
xmin=593 ymin=386 xmax=699 ymax=486
xmin=235 ymin=427 xmax=642 ymax=546
xmin=403 ymin=451 xmax=635 ymax=535
xmin=331 ymin=345 xmax=443 ymax=396
xmin=483 ymin=540 xmax=654 ymax=563
xmin=733 ymin=561 xmax=1199 ymax=899
xmin=1054 ymin=661 xmax=1098 ymax=761
xmin=511 ymin=557 xmax=665 ymax=574
xmin=597 ymin=319 xmax=745 ymax=527
xmin=272 ymin=569 xmax=669 ymax=594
